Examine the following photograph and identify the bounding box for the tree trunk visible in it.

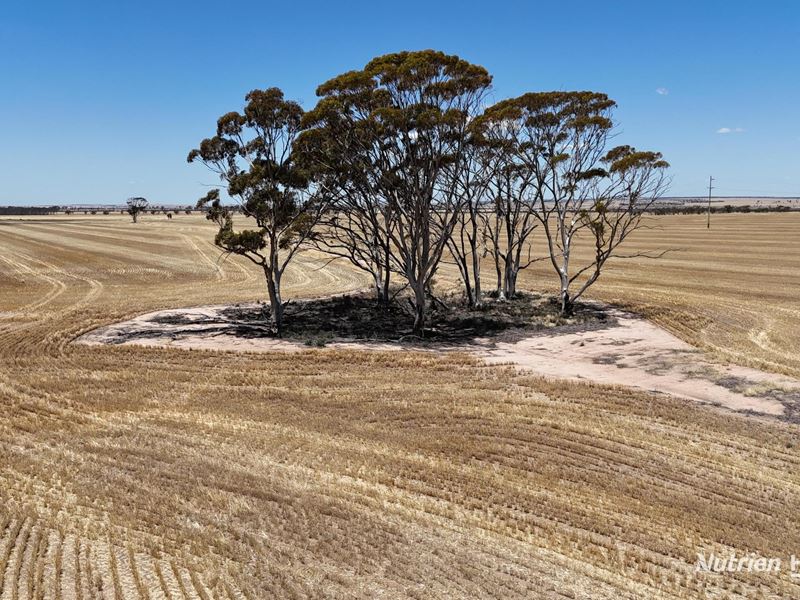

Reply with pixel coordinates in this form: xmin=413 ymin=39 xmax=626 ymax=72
xmin=370 ymin=243 xmax=387 ymax=305
xmin=411 ymin=281 xmax=427 ymax=335
xmin=464 ymin=273 xmax=474 ymax=308
xmin=373 ymin=270 xmax=385 ymax=304
xmin=382 ymin=246 xmax=392 ymax=307
xmin=494 ymin=259 xmax=505 ymax=300
xmin=559 ymin=248 xmax=571 ymax=316
xmin=471 ymin=240 xmax=482 ymax=308
xmin=560 ymin=289 xmax=572 ymax=317
xmin=457 ymin=253 xmax=474 ymax=308
xmin=504 ymin=273 xmax=515 ymax=299
xmin=464 ymin=214 xmax=482 ymax=308
xmin=504 ymin=262 xmax=518 ymax=300
xmin=381 ymin=267 xmax=391 ymax=307
xmin=265 ymin=267 xmax=284 ymax=334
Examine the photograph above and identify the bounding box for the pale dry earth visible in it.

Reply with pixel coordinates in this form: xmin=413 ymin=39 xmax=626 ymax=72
xmin=77 ymin=304 xmax=800 ymax=419
xmin=1 ymin=213 xmax=800 ymax=599
xmin=479 ymin=309 xmax=800 ymax=418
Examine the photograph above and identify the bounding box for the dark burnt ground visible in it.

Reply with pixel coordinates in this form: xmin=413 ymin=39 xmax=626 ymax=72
xmin=97 ymin=293 xmax=616 ymax=348
xmin=143 ymin=291 xmax=612 ymax=348
xmin=229 ymin=291 xmax=611 ymax=346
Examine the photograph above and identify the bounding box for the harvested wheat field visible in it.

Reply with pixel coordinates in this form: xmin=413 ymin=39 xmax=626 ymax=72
xmin=2 ymin=213 xmax=800 ymax=598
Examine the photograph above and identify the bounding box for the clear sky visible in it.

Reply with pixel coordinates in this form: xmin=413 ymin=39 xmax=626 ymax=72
xmin=1 ymin=0 xmax=798 ymax=205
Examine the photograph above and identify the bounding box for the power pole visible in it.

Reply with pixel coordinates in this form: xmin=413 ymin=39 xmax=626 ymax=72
xmin=706 ymin=176 xmax=714 ymax=229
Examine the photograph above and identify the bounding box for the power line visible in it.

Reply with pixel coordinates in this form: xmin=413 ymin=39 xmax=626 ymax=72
xmin=707 ymin=176 xmax=714 ymax=229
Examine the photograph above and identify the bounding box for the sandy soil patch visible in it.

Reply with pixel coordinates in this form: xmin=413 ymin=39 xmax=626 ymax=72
xmin=478 ymin=309 xmax=800 ymax=417
xmin=76 ymin=304 xmax=800 ymax=419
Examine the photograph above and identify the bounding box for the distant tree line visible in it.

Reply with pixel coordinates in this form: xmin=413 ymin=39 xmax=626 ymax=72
xmin=189 ymin=50 xmax=671 ymax=335
xmin=0 ymin=206 xmax=61 ymax=215
xmin=651 ymin=204 xmax=797 ymax=215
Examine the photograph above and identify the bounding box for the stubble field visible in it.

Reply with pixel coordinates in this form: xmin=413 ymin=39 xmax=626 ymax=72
xmin=1 ymin=212 xmax=799 ymax=599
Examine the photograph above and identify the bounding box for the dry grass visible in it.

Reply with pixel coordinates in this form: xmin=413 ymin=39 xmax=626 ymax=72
xmin=1 ymin=213 xmax=799 ymax=598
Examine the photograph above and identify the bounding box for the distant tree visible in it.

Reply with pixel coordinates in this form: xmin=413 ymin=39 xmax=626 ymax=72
xmin=300 ymin=50 xmax=492 ymax=333
xmin=126 ymin=197 xmax=149 ymax=223
xmin=0 ymin=206 xmax=60 ymax=215
xmin=483 ymin=92 xmax=670 ymax=315
xmin=188 ymin=87 xmax=327 ymax=333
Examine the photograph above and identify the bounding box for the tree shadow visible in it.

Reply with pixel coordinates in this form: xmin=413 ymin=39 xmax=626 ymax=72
xmin=110 ymin=292 xmax=614 ymax=348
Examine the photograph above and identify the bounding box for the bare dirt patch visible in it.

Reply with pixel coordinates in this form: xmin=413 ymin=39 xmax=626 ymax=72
xmin=478 ymin=309 xmax=800 ymax=419
xmin=76 ymin=294 xmax=800 ymax=420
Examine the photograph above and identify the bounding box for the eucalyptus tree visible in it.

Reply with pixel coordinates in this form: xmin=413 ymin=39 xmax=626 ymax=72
xmin=301 ymin=50 xmax=492 ymax=333
xmin=295 ymin=80 xmax=394 ymax=305
xmin=188 ymin=88 xmax=326 ymax=333
xmin=482 ymin=92 xmax=670 ymax=315
xmin=469 ymin=112 xmax=542 ymax=300
xmin=126 ymin=197 xmax=148 ymax=223
xmin=442 ymin=133 xmax=497 ymax=307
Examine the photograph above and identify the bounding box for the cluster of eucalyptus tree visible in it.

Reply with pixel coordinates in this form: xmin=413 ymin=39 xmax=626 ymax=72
xmin=188 ymin=50 xmax=669 ymax=335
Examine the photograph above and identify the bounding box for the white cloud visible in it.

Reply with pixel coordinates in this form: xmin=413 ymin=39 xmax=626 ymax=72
xmin=716 ymin=127 xmax=745 ymax=134
xmin=656 ymin=87 xmax=669 ymax=95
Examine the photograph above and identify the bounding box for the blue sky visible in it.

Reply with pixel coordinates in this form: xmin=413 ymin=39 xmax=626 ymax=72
xmin=1 ymin=0 xmax=798 ymax=204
